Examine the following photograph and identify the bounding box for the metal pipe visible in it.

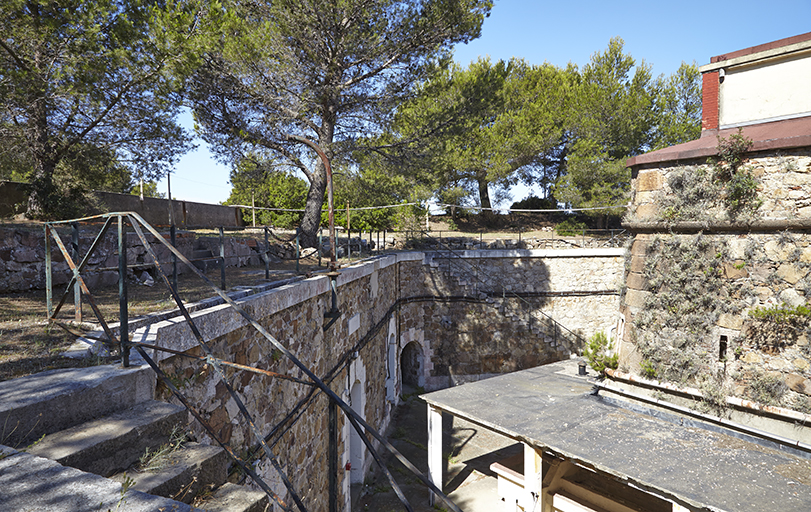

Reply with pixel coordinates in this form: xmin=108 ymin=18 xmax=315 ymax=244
xmin=71 ymin=223 xmax=82 ymax=322
xmin=45 ymin=225 xmax=52 ymax=319
xmin=264 ymin=226 xmax=270 ymax=280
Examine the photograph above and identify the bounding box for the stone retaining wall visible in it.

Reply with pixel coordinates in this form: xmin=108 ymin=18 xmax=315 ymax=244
xmin=136 ymin=249 xmax=623 ymax=508
xmin=622 ymin=149 xmax=811 ymax=414
xmin=0 ymin=226 xmax=297 ymax=292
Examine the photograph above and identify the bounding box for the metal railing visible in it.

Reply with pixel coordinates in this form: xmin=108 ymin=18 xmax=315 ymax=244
xmin=43 ymin=212 xmax=461 ymax=512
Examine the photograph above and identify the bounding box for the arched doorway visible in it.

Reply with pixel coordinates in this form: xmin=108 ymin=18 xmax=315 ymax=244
xmin=400 ymin=341 xmax=423 ymax=389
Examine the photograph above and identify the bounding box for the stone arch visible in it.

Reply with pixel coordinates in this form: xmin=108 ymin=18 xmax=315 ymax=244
xmin=400 ymin=341 xmax=424 ymax=388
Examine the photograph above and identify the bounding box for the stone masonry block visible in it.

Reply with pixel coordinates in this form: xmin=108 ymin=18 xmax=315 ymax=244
xmin=626 ymin=273 xmax=647 ymax=291
xmin=636 ymin=170 xmax=664 ymax=192
xmin=624 ymin=289 xmax=650 ymax=309
xmin=634 ymin=204 xmax=659 ymax=219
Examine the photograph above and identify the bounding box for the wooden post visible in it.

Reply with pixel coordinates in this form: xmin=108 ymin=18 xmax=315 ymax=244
xmin=522 ymin=443 xmax=543 ymax=511
xmin=427 ymin=404 xmax=443 ymax=505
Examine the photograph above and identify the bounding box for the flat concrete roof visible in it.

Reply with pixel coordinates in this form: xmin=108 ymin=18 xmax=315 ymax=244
xmin=422 ymin=361 xmax=811 ymax=512
xmin=626 ymin=116 xmax=811 ymax=169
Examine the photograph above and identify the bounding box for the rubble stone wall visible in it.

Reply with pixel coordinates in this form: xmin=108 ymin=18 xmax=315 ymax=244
xmin=142 ymin=249 xmax=623 ymax=508
xmin=0 ymin=226 xmax=296 ymax=292
xmin=622 ymin=149 xmax=811 ymax=414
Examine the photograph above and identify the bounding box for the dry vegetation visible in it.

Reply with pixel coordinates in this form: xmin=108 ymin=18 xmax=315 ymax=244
xmin=0 ymin=258 xmax=322 ymax=382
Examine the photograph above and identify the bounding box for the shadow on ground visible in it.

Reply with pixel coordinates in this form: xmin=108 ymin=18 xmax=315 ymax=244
xmin=356 ymin=385 xmax=520 ymax=512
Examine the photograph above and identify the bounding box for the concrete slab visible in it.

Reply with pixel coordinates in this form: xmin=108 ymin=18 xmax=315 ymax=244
xmin=0 ymin=446 xmax=192 ymax=512
xmin=0 ymin=364 xmax=155 ymax=447
xmin=422 ymin=360 xmax=811 ymax=512
xmin=114 ymin=442 xmax=228 ymax=504
xmin=28 ymin=400 xmax=187 ymax=477
xmin=197 ymin=482 xmax=269 ymax=512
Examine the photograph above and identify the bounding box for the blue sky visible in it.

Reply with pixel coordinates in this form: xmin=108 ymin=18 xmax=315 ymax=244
xmin=162 ymin=0 xmax=811 ymax=205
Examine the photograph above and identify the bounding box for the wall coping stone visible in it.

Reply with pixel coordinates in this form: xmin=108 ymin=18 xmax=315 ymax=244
xmin=424 ymin=248 xmax=625 ymax=262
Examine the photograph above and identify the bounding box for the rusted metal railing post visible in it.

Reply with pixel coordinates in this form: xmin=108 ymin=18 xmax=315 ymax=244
xmin=118 ymin=215 xmax=129 ymax=367
xmin=71 ymin=222 xmax=82 ymax=322
xmin=295 ymin=231 xmax=300 ymax=274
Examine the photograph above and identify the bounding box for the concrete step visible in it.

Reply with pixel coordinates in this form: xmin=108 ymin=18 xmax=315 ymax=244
xmin=193 ymin=249 xmax=215 ymax=259
xmin=193 ymin=257 xmax=221 ymax=272
xmin=196 ymin=482 xmax=270 ymax=512
xmin=114 ymin=442 xmax=229 ymax=504
xmin=27 ymin=400 xmax=187 ymax=477
xmin=0 ymin=445 xmax=193 ymax=512
xmin=0 ymin=364 xmax=155 ymax=448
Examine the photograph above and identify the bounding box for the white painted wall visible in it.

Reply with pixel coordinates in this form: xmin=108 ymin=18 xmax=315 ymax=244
xmin=720 ymin=50 xmax=811 ymax=127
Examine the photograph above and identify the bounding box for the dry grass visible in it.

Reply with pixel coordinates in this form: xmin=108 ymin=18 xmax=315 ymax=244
xmin=0 ymin=257 xmax=323 ymax=382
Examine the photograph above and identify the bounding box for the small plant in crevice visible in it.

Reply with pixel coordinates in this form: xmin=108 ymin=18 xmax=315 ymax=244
xmin=582 ymin=331 xmax=618 ymax=375
xmin=746 ymin=303 xmax=810 ymax=352
xmin=747 ymin=369 xmax=788 ymax=406
xmin=697 ymin=372 xmax=731 ymax=417
xmin=657 ymin=130 xmax=761 ymax=223
xmin=639 ymin=359 xmax=657 ymax=379
xmin=138 ymin=425 xmax=189 ymax=472
xmin=711 ymin=129 xmax=761 ymax=219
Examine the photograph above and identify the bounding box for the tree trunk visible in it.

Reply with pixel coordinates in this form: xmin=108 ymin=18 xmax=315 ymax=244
xmin=299 ymin=161 xmax=327 ymax=248
xmin=477 ymin=176 xmax=495 ymax=225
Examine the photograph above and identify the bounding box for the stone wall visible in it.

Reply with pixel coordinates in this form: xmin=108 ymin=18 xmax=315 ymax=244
xmin=400 ymin=249 xmax=624 ymax=389
xmin=134 ymin=248 xmax=623 ymax=509
xmin=0 ymin=226 xmax=297 ymax=292
xmin=142 ymin=255 xmax=409 ymax=509
xmin=622 ymin=149 xmax=811 ymax=414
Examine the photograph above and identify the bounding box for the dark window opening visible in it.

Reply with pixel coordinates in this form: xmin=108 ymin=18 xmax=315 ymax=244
xmin=719 ymin=335 xmax=728 ymax=361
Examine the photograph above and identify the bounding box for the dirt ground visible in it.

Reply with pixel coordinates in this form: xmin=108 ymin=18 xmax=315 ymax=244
xmin=355 ymin=385 xmax=521 ymax=512
xmin=0 ymin=256 xmax=325 ymax=382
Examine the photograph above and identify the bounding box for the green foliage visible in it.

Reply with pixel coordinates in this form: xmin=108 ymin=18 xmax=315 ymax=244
xmin=385 ymin=57 xmax=570 ymax=218
xmin=510 ymin=195 xmax=557 ymax=211
xmin=129 ymin=180 xmax=165 ymax=199
xmin=555 ymin=218 xmax=588 ymax=236
xmin=224 ymin=157 xmax=307 ymax=229
xmin=554 ymin=38 xmax=663 ymax=219
xmin=639 ymin=359 xmax=657 ymax=379
xmin=710 ymin=130 xmax=761 ymax=218
xmin=582 ymin=331 xmax=618 ymax=374
xmin=190 ymin=0 xmax=492 ymax=246
xmin=750 ymin=303 xmax=810 ymax=322
xmin=330 ymin=163 xmax=423 ymax=231
xmin=650 ymin=62 xmax=702 ymax=149
xmin=0 ymin=0 xmax=209 ymax=219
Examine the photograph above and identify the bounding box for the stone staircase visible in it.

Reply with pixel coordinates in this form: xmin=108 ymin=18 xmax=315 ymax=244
xmin=0 ymin=363 xmax=268 ymax=512
xmin=192 ymin=239 xmax=222 ymax=273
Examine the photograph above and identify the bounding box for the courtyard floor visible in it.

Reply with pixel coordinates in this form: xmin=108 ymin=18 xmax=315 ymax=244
xmin=355 ymin=384 xmax=520 ymax=512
